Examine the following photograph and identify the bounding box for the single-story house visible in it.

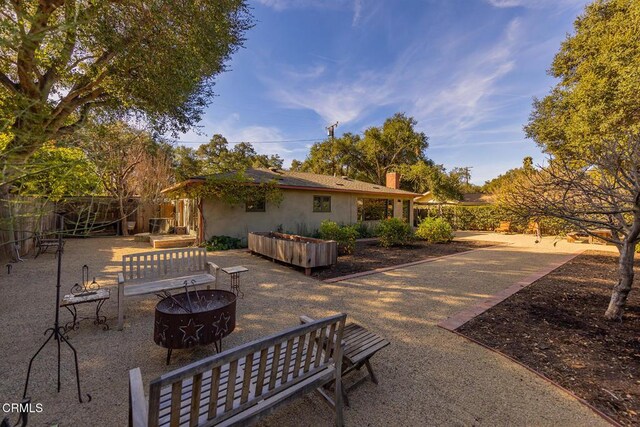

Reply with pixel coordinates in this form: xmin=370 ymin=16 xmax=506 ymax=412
xmin=162 ymin=168 xmax=419 ymax=242
xmin=413 ymin=191 xmax=495 ymax=207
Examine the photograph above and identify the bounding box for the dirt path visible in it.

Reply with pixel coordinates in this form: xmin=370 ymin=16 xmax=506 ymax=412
xmin=0 ymin=233 xmax=610 ymax=426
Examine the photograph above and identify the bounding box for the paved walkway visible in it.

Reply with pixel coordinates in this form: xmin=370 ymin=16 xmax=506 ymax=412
xmin=0 ymin=233 xmax=612 ymax=426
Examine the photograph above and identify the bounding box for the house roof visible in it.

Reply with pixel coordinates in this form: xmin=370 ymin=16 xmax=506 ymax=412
xmin=162 ymin=168 xmax=419 ymax=198
xmin=414 ymin=191 xmax=495 ymax=205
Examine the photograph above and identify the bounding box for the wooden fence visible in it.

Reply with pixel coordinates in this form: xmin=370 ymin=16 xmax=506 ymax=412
xmin=1 ymin=196 xmax=57 ymax=259
xmin=1 ymin=195 xmax=161 ymax=261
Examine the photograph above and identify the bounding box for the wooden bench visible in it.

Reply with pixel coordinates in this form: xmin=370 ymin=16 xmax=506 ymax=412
xmin=117 ymin=248 xmax=220 ymax=330
xmin=301 ymin=316 xmax=390 ymax=406
xmin=129 ymin=313 xmax=347 ymax=427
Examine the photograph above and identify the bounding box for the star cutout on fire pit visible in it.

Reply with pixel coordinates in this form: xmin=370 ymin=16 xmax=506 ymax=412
xmin=179 ymin=318 xmax=204 ymax=346
xmin=212 ymin=312 xmax=231 ymax=338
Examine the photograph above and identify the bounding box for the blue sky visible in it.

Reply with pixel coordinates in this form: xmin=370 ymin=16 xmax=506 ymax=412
xmin=176 ymin=0 xmax=591 ymax=184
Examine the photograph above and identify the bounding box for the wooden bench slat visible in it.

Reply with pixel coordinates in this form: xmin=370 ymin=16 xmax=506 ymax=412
xmin=325 ymin=323 xmax=336 ymax=363
xmin=224 ymin=360 xmax=238 ymax=411
xmin=254 ymin=347 xmax=268 ymax=397
xmin=348 ymin=340 xmax=390 ymax=365
xmin=281 ymin=338 xmax=295 ymax=385
xmin=170 ymin=382 xmax=182 ymax=427
xmin=303 ymin=330 xmax=316 ymax=373
xmin=268 ymin=343 xmax=281 ymax=391
xmin=207 ymin=366 xmax=221 ymax=419
xmin=344 ymin=332 xmax=383 ymax=351
xmin=240 ymin=353 xmax=254 ymax=404
xmin=342 ymin=326 xmax=372 ymax=342
xmin=315 ymin=326 xmax=326 ymax=368
xmin=189 ymin=373 xmax=202 ymax=427
xmin=292 ymin=334 xmax=305 ymax=378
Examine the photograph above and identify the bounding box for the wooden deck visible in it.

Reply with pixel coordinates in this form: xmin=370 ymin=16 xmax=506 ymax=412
xmin=149 ymin=234 xmax=197 ymax=249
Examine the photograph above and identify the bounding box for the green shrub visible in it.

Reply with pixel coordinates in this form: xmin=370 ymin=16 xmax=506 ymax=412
xmin=415 ymin=205 xmax=569 ymax=235
xmin=353 ymin=221 xmax=375 ymax=238
xmin=415 ymin=217 xmax=454 ymax=243
xmin=318 ymin=220 xmax=358 ymax=254
xmin=376 ymin=218 xmax=414 ymax=247
xmin=204 ymin=235 xmax=243 ymax=251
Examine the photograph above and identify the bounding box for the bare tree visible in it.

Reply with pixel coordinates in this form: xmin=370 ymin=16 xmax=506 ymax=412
xmin=80 ymin=122 xmax=150 ymax=236
xmin=501 ymin=136 xmax=640 ymax=320
xmin=131 ymin=146 xmax=174 ymax=217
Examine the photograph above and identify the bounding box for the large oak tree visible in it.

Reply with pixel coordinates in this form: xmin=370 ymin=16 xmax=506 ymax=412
xmin=292 ymin=113 xmax=429 ymax=185
xmin=0 ymin=0 xmax=252 ymax=257
xmin=521 ymin=0 xmax=640 ymax=320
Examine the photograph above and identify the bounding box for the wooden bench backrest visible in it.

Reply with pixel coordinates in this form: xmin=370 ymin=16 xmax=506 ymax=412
xmin=121 ymin=248 xmax=207 ymax=281
xmin=147 ymin=313 xmax=346 ymax=427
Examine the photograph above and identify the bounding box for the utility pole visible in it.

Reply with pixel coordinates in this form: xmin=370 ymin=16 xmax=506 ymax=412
xmin=326 ymin=122 xmax=338 ymax=140
xmin=326 ymin=122 xmax=339 ymax=176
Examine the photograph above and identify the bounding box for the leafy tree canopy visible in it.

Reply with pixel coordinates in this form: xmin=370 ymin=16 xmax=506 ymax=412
xmin=482 ymin=156 xmax=534 ymax=194
xmin=14 ymin=142 xmax=101 ymax=200
xmin=292 ymin=113 xmax=429 ymax=185
xmin=524 ymin=0 xmax=640 ymax=158
xmin=165 ymin=172 xmax=283 ymax=208
xmin=398 ymin=160 xmax=463 ymax=201
xmin=173 ymin=135 xmax=283 ymax=179
xmin=0 ymin=0 xmax=252 ymax=159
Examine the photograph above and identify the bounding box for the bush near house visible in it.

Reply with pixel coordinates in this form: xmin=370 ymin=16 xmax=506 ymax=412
xmin=415 ymin=217 xmax=454 ymax=243
xmin=416 ymin=205 xmax=569 ymax=235
xmin=353 ymin=221 xmax=376 ymax=238
xmin=416 ymin=205 xmax=499 ymax=231
xmin=203 ymin=235 xmax=243 ymax=251
xmin=318 ymin=220 xmax=358 ymax=254
xmin=376 ymin=218 xmax=414 ymax=247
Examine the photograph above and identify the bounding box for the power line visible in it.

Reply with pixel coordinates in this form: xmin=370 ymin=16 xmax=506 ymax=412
xmin=171 ymin=138 xmax=323 ymax=145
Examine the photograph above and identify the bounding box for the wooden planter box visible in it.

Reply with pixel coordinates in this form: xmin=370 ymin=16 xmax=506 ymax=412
xmin=248 ymin=232 xmax=337 ymax=275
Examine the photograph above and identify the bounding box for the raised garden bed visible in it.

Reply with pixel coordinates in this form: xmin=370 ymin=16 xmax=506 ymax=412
xmin=312 ymin=239 xmax=496 ymax=280
xmin=457 ymin=250 xmax=640 ymax=426
xmin=248 ymin=231 xmax=337 ymax=275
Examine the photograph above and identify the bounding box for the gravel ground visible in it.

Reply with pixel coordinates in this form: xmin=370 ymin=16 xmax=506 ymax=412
xmin=0 ymin=233 xmax=610 ymax=426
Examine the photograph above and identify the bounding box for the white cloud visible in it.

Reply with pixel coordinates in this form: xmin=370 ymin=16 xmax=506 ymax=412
xmin=255 ymin=0 xmax=367 ymax=26
xmin=352 ymin=0 xmax=363 ymax=25
xmin=265 ymin=17 xmax=523 ymax=140
xmin=486 ymin=0 xmax=525 ymax=7
xmin=414 ymin=19 xmax=521 ymax=134
xmin=485 ymin=0 xmax=587 ymax=9
xmin=269 ymin=70 xmax=394 ymax=124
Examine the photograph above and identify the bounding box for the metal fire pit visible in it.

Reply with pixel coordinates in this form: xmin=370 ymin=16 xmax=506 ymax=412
xmin=154 ymin=289 xmax=236 ymax=364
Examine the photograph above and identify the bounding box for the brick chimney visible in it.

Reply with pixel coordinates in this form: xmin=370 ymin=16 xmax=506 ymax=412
xmin=386 ymin=172 xmax=400 ymax=189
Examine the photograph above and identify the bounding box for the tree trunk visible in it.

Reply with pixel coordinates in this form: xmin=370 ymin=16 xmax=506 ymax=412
xmin=0 ymin=183 xmax=17 ymax=261
xmin=119 ymin=197 xmax=128 ymax=237
xmin=604 ymin=240 xmax=636 ymax=320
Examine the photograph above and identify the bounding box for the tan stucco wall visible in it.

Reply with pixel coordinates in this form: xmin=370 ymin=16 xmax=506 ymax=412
xmin=202 ymin=190 xmax=414 ymax=242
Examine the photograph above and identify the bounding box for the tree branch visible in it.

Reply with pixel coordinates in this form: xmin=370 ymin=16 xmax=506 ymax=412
xmin=0 ymin=71 xmax=20 ymax=95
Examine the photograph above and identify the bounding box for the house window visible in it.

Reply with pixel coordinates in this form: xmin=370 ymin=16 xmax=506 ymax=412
xmin=402 ymin=200 xmax=411 ymax=222
xmin=357 ymin=198 xmax=394 ymax=221
xmin=246 ymin=197 xmax=266 ymax=212
xmin=313 ymin=196 xmax=331 ymax=212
